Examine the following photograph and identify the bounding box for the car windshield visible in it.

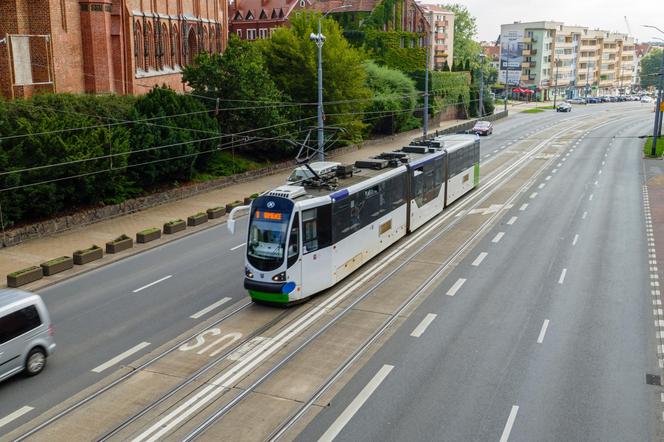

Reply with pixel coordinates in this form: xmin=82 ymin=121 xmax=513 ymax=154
xmin=476 ymin=122 xmax=490 ymax=127
xmin=247 ymin=209 xmax=291 ymax=269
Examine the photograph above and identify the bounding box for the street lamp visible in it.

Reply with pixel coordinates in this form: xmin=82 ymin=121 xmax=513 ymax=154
xmin=310 ymin=4 xmax=351 ymax=161
xmin=479 ymin=52 xmax=486 ymax=117
xmin=553 ymin=58 xmax=560 ymax=108
xmin=643 ymin=25 xmax=664 ymax=156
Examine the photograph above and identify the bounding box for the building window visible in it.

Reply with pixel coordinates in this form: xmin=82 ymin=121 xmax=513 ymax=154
xmin=247 ymin=29 xmax=256 ymax=40
xmin=237 ymin=29 xmax=242 ymax=38
xmin=259 ymin=28 xmax=268 ymax=39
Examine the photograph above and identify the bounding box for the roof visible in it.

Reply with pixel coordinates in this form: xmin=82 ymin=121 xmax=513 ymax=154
xmin=417 ymin=4 xmax=453 ymax=14
xmin=0 ymin=289 xmax=40 ymax=312
xmin=636 ymin=43 xmax=651 ymax=57
xmin=310 ymin=0 xmax=380 ymax=14
xmin=230 ymin=0 xmax=310 ymax=21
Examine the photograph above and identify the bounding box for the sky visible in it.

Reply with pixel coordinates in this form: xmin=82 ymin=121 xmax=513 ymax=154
xmin=421 ymin=0 xmax=664 ymax=44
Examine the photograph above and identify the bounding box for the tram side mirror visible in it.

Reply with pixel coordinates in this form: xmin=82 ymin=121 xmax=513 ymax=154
xmin=227 ymin=205 xmax=251 ymax=235
xmin=228 ymin=218 xmax=236 ymax=235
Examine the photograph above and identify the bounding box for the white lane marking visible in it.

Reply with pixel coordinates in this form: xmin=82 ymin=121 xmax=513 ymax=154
xmin=190 ymin=297 xmax=232 ymax=319
xmin=446 ymin=278 xmax=467 ymax=297
xmin=530 ymin=192 xmax=538 ymax=199
xmin=0 ymin=406 xmax=34 ymax=429
xmin=92 ymin=342 xmax=151 ymax=373
xmin=558 ymin=268 xmax=567 ymax=284
xmin=545 ymin=175 xmax=551 ymax=181
xmin=484 ymin=154 xmax=491 ymax=159
xmin=410 ymin=314 xmax=437 ymax=337
xmin=519 ymin=203 xmax=528 ymax=211
xmin=230 ymin=243 xmax=246 ymax=251
xmin=537 ymin=319 xmax=550 ymax=343
xmin=582 ymin=211 xmax=588 ymax=219
xmin=507 ymin=216 xmax=518 ymax=225
xmin=602 ymin=160 xmax=605 ymax=166
xmin=319 ymin=365 xmax=394 ymax=442
xmin=572 ymin=234 xmax=579 ymax=246
xmin=557 ymin=163 xmax=562 ymax=167
xmin=538 ymin=183 xmax=545 ymax=189
xmin=589 ymin=194 xmax=594 ymax=201
xmin=598 ymin=169 xmax=602 ymax=175
xmin=594 ymin=180 xmax=599 ymax=186
xmin=552 ymin=168 xmax=558 ymax=173
xmin=499 ymin=405 xmax=520 ymax=442
xmin=472 ymin=252 xmax=488 ymax=267
xmin=132 ymin=275 xmax=172 ymax=293
xmin=492 ymin=232 xmax=505 ymax=243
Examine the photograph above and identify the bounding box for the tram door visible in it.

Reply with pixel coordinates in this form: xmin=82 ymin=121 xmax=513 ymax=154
xmin=300 ymin=205 xmax=333 ymax=295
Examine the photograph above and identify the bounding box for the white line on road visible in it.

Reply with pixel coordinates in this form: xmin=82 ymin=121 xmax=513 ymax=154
xmin=507 ymin=216 xmax=518 ymax=225
xmin=190 ymin=297 xmax=232 ymax=319
xmin=472 ymin=252 xmax=488 ymax=267
xmin=519 ymin=203 xmax=528 ymax=211
xmin=589 ymin=194 xmax=594 ymax=201
xmin=230 ymin=243 xmax=246 ymax=251
xmin=530 ymin=192 xmax=538 ymax=199
xmin=132 ymin=275 xmax=172 ymax=293
xmin=552 ymin=168 xmax=558 ymax=173
xmin=602 ymin=160 xmax=605 ymax=166
xmin=594 ymin=180 xmax=599 ymax=186
xmin=572 ymin=234 xmax=579 ymax=246
xmin=537 ymin=319 xmax=550 ymax=343
xmin=319 ymin=365 xmax=394 ymax=442
xmin=582 ymin=211 xmax=588 ymax=219
xmin=558 ymin=268 xmax=567 ymax=284
xmin=92 ymin=342 xmax=151 ymax=373
xmin=545 ymin=175 xmax=551 ymax=181
xmin=598 ymin=169 xmax=602 ymax=175
xmin=557 ymin=163 xmax=562 ymax=167
xmin=0 ymin=406 xmax=34 ymax=429
xmin=446 ymin=278 xmax=467 ymax=296
xmin=410 ymin=314 xmax=437 ymax=337
xmin=492 ymin=232 xmax=505 ymax=243
xmin=538 ymin=183 xmax=545 ymax=189
xmin=499 ymin=405 xmax=520 ymax=442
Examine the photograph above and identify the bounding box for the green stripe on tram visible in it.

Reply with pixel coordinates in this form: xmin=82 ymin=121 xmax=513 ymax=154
xmin=249 ymin=290 xmax=290 ymax=304
xmin=474 ymin=162 xmax=480 ymax=186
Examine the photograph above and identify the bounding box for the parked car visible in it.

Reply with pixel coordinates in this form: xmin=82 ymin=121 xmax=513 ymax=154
xmin=0 ymin=290 xmax=55 ymax=382
xmin=556 ymin=102 xmax=572 ymax=112
xmin=471 ymin=120 xmax=493 ymax=136
xmin=568 ymin=97 xmax=586 ymax=104
xmin=642 ymin=96 xmax=655 ymax=103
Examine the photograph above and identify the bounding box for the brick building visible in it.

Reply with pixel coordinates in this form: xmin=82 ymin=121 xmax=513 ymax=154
xmin=0 ymin=0 xmax=228 ymax=99
xmin=229 ymin=0 xmax=311 ymax=40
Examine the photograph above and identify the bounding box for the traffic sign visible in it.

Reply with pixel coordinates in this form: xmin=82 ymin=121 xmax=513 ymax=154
xmin=660 ymin=101 xmax=664 ymax=112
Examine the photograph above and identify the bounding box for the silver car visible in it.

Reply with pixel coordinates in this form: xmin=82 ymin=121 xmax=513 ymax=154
xmin=0 ymin=289 xmax=56 ymax=381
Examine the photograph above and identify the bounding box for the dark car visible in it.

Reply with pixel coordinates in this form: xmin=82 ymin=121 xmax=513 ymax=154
xmin=471 ymin=121 xmax=493 ymax=136
xmin=556 ymin=102 xmax=572 ymax=112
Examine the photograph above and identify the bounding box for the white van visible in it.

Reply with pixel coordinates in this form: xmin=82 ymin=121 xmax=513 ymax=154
xmin=0 ymin=290 xmax=56 ymax=382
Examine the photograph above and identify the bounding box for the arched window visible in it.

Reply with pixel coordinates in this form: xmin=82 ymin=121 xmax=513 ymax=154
xmin=162 ymin=23 xmax=171 ymax=68
xmin=134 ymin=21 xmax=144 ymax=72
xmin=172 ymin=24 xmax=181 ymax=67
xmin=210 ymin=28 xmax=217 ymax=54
xmin=202 ymin=26 xmax=209 ymax=53
xmin=187 ymin=27 xmax=198 ymax=65
xmin=146 ymin=22 xmax=155 ymax=70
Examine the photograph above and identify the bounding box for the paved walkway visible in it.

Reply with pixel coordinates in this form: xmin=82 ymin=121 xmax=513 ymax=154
xmin=0 ymin=100 xmax=547 ymax=290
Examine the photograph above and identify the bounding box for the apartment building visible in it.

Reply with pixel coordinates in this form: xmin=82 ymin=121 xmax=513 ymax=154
xmin=417 ymin=3 xmax=454 ymax=70
xmin=500 ymin=21 xmax=635 ymax=100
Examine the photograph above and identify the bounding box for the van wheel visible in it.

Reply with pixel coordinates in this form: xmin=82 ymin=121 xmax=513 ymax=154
xmin=25 ymin=348 xmax=46 ymax=376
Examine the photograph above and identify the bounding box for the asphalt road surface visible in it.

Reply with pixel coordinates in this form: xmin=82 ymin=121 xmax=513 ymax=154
xmin=0 ymin=102 xmax=656 ymax=437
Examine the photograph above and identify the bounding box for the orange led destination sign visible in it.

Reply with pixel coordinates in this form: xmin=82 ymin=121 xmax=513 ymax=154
xmin=255 ymin=210 xmax=283 ymax=221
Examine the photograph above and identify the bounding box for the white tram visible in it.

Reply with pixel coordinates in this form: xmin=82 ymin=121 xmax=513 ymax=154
xmin=228 ymin=134 xmax=480 ymax=305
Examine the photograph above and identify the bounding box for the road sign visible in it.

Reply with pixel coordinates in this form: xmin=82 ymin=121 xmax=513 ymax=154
xmin=660 ymin=101 xmax=664 ymax=112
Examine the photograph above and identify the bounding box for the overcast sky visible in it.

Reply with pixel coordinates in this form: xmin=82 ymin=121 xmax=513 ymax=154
xmin=421 ymin=0 xmax=664 ymax=43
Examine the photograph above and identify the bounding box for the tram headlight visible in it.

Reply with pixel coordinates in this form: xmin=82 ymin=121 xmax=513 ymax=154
xmin=272 ymin=272 xmax=286 ymax=282
xmin=245 ymin=267 xmax=254 ymax=278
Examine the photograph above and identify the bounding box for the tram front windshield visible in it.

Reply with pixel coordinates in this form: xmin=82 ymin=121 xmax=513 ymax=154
xmin=247 ymin=209 xmax=291 ymax=270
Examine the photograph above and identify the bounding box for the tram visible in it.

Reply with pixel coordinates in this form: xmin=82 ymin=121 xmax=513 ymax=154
xmin=228 ymin=134 xmax=480 ymax=305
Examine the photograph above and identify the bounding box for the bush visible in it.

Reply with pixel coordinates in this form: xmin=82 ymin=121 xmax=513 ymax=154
xmin=363 ymin=61 xmax=418 ymax=134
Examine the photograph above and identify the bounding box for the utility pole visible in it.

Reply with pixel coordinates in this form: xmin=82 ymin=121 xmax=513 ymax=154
xmin=585 ymin=61 xmax=591 ymax=101
xmin=553 ymin=58 xmax=560 ymax=108
xmin=479 ymin=52 xmax=485 ymax=117
xmin=423 ymin=31 xmax=430 ymax=138
xmin=652 ymin=48 xmax=664 ymax=156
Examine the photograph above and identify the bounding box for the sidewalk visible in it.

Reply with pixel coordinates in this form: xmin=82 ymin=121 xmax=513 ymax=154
xmin=0 ymin=116 xmax=484 ymax=290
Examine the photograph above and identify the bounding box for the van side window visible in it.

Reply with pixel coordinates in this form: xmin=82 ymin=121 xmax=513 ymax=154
xmin=0 ymin=305 xmax=42 ymax=345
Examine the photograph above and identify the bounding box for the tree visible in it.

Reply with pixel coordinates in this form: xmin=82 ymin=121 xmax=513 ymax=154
xmin=442 ymin=4 xmax=482 ymax=69
xmin=183 ymin=36 xmax=293 ymax=159
xmin=261 ymin=12 xmax=371 ymax=143
xmin=442 ymin=60 xmax=450 ymax=71
xmin=363 ymin=61 xmax=418 ymax=134
xmin=641 ymin=48 xmax=663 ymax=89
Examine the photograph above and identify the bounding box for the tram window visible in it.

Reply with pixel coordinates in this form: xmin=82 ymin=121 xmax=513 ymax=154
xmin=364 ymin=185 xmax=381 ymax=221
xmin=391 ymin=173 xmax=406 ymax=209
xmin=287 ymin=213 xmax=299 ymax=267
xmin=302 ymin=206 xmax=331 ymax=253
xmin=434 ymin=158 xmax=444 ymax=186
xmin=412 ymin=168 xmax=424 ymax=206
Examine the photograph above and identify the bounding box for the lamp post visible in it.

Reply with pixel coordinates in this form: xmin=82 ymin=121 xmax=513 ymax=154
xmin=479 ymin=52 xmax=485 ymax=117
xmin=553 ymin=58 xmax=560 ymax=108
xmin=423 ymin=31 xmax=431 ymax=137
xmin=585 ymin=60 xmax=591 ymax=101
xmin=643 ymin=25 xmax=664 ymax=155
xmin=310 ymin=4 xmax=351 ymax=161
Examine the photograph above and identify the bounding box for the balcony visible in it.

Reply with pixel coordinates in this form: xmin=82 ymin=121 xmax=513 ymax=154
xmin=520 ymin=74 xmax=536 ymax=81
xmin=523 ymin=36 xmax=533 ymax=43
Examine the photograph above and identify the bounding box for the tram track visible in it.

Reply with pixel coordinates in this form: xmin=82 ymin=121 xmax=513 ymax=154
xmin=134 ymin=116 xmax=614 ymax=441
xmin=8 ymin=112 xmax=627 ymax=442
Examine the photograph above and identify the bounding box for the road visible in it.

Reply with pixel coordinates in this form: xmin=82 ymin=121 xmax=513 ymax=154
xmin=297 ymin=109 xmax=662 ymax=441
xmin=0 ymin=102 xmax=657 ymax=437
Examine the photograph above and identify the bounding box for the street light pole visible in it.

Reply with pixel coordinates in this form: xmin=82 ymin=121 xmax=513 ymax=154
xmin=585 ymin=61 xmax=591 ymax=101
xmin=644 ymin=25 xmax=664 ymax=155
xmin=310 ymin=5 xmax=351 ymax=162
xmin=424 ymin=31 xmax=430 ymax=137
xmin=479 ymin=52 xmax=485 ymax=117
xmin=553 ymin=58 xmax=560 ymax=108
